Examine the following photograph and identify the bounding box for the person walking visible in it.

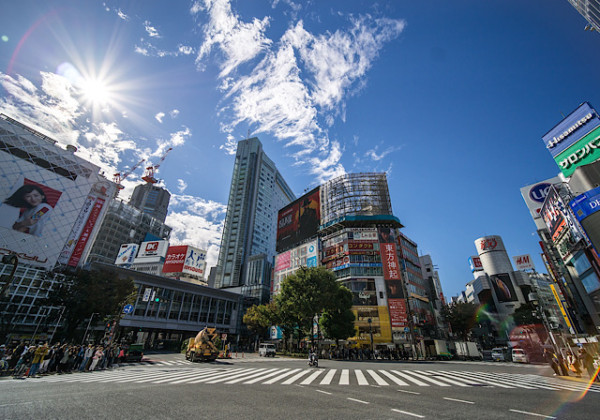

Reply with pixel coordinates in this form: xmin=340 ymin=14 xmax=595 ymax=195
xmin=27 ymin=344 xmax=48 ymax=378
xmin=580 ymin=348 xmax=599 ymax=382
xmin=544 ymin=349 xmax=561 ymax=376
xmin=89 ymin=346 xmax=104 ymax=371
xmin=79 ymin=344 xmax=94 ymax=371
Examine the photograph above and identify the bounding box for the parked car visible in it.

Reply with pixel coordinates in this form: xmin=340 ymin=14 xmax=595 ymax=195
xmin=491 ymin=347 xmax=509 ymax=362
xmin=512 ymin=348 xmax=529 ymax=363
xmin=258 ymin=343 xmax=276 ymax=357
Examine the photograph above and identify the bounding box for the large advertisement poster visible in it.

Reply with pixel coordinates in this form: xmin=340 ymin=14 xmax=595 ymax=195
xmin=67 ymin=197 xmax=105 ymax=267
xmin=381 ymin=242 xmax=401 ymax=280
xmin=276 ymin=188 xmax=320 ymax=252
xmin=0 ymin=128 xmax=102 ymax=269
xmin=542 ymin=102 xmax=600 ymax=158
xmin=388 ymin=299 xmax=408 ymax=328
xmin=541 ymin=187 xmax=567 ymax=242
xmin=181 ymin=246 xmax=206 ymax=276
xmin=162 ymin=245 xmax=188 ymax=273
xmin=489 ymin=273 xmax=518 ymax=303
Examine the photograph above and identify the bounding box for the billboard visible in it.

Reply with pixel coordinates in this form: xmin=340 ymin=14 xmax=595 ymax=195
xmin=554 ymin=125 xmax=600 ymax=177
xmin=541 ymin=186 xmax=568 ymax=242
xmin=380 ymin=242 xmax=401 ymax=280
xmin=489 ymin=273 xmax=518 ymax=303
xmin=276 ymin=188 xmax=320 ymax=252
xmin=513 ymin=254 xmax=535 ymax=271
xmin=134 ymin=240 xmax=169 ymax=263
xmin=468 ymin=256 xmax=483 ymax=272
xmin=569 ymin=185 xmax=600 ymax=222
xmin=162 ymin=245 xmax=206 ymax=276
xmin=115 ymin=244 xmax=139 ymax=266
xmin=388 ymin=298 xmax=408 ymax=328
xmin=520 ymin=176 xmax=561 ymax=220
xmin=0 ymin=116 xmax=106 ymax=269
xmin=542 ymin=102 xmax=600 ymax=158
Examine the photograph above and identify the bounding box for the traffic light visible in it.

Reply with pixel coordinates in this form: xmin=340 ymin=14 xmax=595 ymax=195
xmin=154 ymin=297 xmax=160 ymax=303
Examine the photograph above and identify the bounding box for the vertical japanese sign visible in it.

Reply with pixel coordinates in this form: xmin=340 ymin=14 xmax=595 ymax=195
xmin=67 ymin=198 xmax=105 ymax=267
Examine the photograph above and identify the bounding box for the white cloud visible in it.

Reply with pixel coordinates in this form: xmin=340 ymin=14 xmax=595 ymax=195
xmin=134 ymin=45 xmax=149 ymax=56
xmin=366 ymin=145 xmax=402 ymax=161
xmin=155 ymin=112 xmax=165 ymax=123
xmin=169 ymin=109 xmax=180 ymax=118
xmin=177 ymin=179 xmax=188 ymax=193
xmin=117 ymin=9 xmax=129 ymax=21
xmin=178 ymin=45 xmax=194 ymax=55
xmin=144 ymin=21 xmax=161 ymax=38
xmin=195 ymin=2 xmax=404 ymax=182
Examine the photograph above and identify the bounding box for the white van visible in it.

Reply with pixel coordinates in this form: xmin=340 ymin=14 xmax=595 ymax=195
xmin=512 ymin=348 xmax=529 ymax=363
xmin=258 ymin=343 xmax=276 ymax=357
xmin=491 ymin=347 xmax=508 ymax=362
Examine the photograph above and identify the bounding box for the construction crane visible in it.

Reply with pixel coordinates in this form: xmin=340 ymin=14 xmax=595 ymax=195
xmin=113 ymin=157 xmax=145 ymax=190
xmin=142 ymin=147 xmax=173 ymax=184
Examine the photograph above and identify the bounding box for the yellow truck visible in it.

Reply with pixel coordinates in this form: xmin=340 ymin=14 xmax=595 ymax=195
xmin=186 ymin=327 xmax=220 ymax=362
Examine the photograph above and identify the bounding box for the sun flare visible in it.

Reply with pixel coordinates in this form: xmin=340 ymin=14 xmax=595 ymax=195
xmin=80 ymin=77 xmax=111 ymax=104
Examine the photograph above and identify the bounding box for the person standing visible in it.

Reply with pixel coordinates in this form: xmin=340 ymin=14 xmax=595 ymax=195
xmin=89 ymin=346 xmax=104 ymax=371
xmin=580 ymin=348 xmax=599 ymax=382
xmin=79 ymin=344 xmax=94 ymax=371
xmin=28 ymin=344 xmax=48 ymax=377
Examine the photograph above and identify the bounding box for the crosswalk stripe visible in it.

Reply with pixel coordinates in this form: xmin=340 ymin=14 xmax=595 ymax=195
xmin=319 ymin=368 xmax=337 ymax=385
xmin=415 ymin=370 xmax=468 ymax=387
xmin=281 ymin=370 xmax=312 ymax=385
xmin=366 ymin=370 xmax=389 ymax=386
xmin=300 ymin=370 xmax=323 ymax=385
xmin=447 ymin=371 xmax=513 ymax=389
xmin=339 ymin=369 xmax=350 ymax=385
xmin=378 ymin=370 xmax=409 ymax=386
xmin=188 ymin=368 xmax=249 ymax=384
xmin=262 ymin=368 xmax=302 ymax=385
xmin=227 ymin=368 xmax=278 ymax=384
xmin=390 ymin=370 xmax=429 ymax=386
xmin=425 ymin=370 xmax=483 ymax=386
xmin=244 ymin=368 xmax=290 ymax=384
xmin=160 ymin=370 xmax=211 ymax=384
xmin=207 ymin=368 xmax=268 ymax=384
xmin=355 ymin=369 xmax=369 ymax=385
xmin=404 ymin=370 xmax=450 ymax=387
xmin=491 ymin=373 xmax=559 ymax=391
xmin=469 ymin=372 xmax=536 ymax=389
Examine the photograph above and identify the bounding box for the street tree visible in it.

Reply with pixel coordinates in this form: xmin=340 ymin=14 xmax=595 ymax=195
xmin=319 ymin=285 xmax=356 ymax=345
xmin=441 ymin=302 xmax=478 ymax=340
xmin=42 ymin=268 xmax=136 ymax=342
xmin=243 ymin=302 xmax=279 ymax=337
xmin=511 ymin=302 xmax=542 ymax=326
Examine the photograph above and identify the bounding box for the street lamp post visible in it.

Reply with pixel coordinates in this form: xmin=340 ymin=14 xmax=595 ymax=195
xmin=0 ymin=254 xmax=19 ymax=297
xmin=368 ymin=318 xmax=374 ymax=356
xmin=82 ymin=312 xmax=99 ymax=345
xmin=528 ymin=292 xmax=560 ymax=357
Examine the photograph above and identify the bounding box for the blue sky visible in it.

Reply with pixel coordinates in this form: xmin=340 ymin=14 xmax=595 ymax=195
xmin=1 ymin=1 xmax=599 ymax=297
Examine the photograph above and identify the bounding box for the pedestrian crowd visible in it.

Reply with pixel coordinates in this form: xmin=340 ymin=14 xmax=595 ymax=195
xmin=544 ymin=347 xmax=600 ymax=381
xmin=321 ymin=346 xmax=417 ymax=361
xmin=0 ymin=342 xmax=132 ymax=379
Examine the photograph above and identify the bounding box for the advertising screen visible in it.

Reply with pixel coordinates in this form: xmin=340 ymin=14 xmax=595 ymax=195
xmin=0 ymin=116 xmax=104 ymax=269
xmin=490 ymin=273 xmax=518 ymax=302
xmin=276 ymin=188 xmax=320 ymax=252
xmin=542 ymin=102 xmax=600 ymax=158
xmin=541 ymin=187 xmax=567 ymax=242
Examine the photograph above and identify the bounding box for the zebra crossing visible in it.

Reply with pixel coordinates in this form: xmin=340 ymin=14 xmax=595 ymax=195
xmin=17 ymin=366 xmax=600 ymax=392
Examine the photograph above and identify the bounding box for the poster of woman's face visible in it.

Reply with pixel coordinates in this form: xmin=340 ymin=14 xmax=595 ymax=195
xmin=0 ymin=178 xmax=62 ymax=237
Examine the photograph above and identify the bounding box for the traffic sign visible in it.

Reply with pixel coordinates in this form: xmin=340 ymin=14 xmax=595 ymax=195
xmin=123 ymin=304 xmax=134 ymax=314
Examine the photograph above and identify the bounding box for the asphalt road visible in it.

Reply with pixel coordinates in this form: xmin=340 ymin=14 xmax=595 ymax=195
xmin=1 ymin=352 xmax=598 ymax=420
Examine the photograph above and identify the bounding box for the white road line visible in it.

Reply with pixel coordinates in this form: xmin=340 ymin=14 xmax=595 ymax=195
xmin=347 ymin=397 xmax=369 ymax=404
xmin=391 ymin=409 xmax=425 ymax=418
xmin=447 ymin=371 xmax=513 ymax=389
xmin=319 ymin=369 xmax=336 ymax=385
xmin=281 ymin=369 xmax=311 ymax=385
xmin=169 ymin=371 xmax=219 ymax=384
xmin=390 ymin=370 xmax=429 ymax=386
xmin=366 ymin=369 xmax=389 ymax=386
xmin=397 ymin=389 xmax=420 ymax=395
xmin=443 ymin=397 xmax=474 ymax=404
xmin=414 ymin=370 xmax=468 ymax=387
xmin=315 ymin=389 xmax=332 ymax=395
xmin=491 ymin=373 xmax=559 ymax=391
xmin=509 ymin=409 xmax=556 ymax=419
xmin=138 ymin=371 xmax=190 ymax=383
xmin=339 ymin=369 xmax=350 ymax=385
xmin=207 ymin=368 xmax=268 ymax=384
xmin=466 ymin=372 xmax=535 ymax=389
xmin=244 ymin=368 xmax=290 ymax=384
xmin=300 ymin=370 xmax=323 ymax=385
xmin=402 ymin=371 xmax=449 ymax=387
xmin=226 ymin=368 xmax=278 ymax=384
xmin=425 ymin=370 xmax=482 ymax=386
xmin=355 ymin=369 xmax=369 ymax=385
xmin=188 ymin=368 xmax=250 ymax=384
xmin=262 ymin=368 xmax=302 ymax=385
xmin=379 ymin=370 xmax=408 ymax=386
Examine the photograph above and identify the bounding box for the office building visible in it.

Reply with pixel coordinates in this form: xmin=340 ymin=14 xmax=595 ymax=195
xmin=214 ymin=137 xmax=295 ymax=303
xmin=567 ymin=0 xmax=600 ymax=31
xmin=129 ymin=183 xmax=171 ymax=223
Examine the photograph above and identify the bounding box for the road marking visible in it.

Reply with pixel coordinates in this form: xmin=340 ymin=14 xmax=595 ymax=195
xmin=447 ymin=370 xmax=513 ymax=388
xmin=319 ymin=368 xmax=336 ymax=385
xmin=339 ymin=369 xmax=350 ymax=385
xmin=281 ymin=369 xmax=311 ymax=385
xmin=0 ymin=402 xmax=34 ymax=407
xmin=390 ymin=370 xmax=429 ymax=386
xmin=391 ymin=409 xmax=425 ymax=418
xmin=415 ymin=370 xmax=468 ymax=387
xmin=347 ymin=397 xmax=369 ymax=404
xmin=443 ymin=397 xmax=474 ymax=404
xmin=262 ymin=368 xmax=301 ymax=385
xmin=397 ymin=389 xmax=420 ymax=395
xmin=244 ymin=368 xmax=290 ymax=384
xmin=226 ymin=368 xmax=278 ymax=384
xmin=509 ymin=409 xmax=556 ymax=419
xmin=404 ymin=371 xmax=449 ymax=387
xmin=301 ymin=369 xmax=323 ymax=385
xmin=355 ymin=369 xmax=369 ymax=385
xmin=316 ymin=389 xmax=332 ymax=395
xmin=208 ymin=368 xmax=268 ymax=384
xmin=188 ymin=368 xmax=250 ymax=384
xmin=379 ymin=370 xmax=409 ymax=386
xmin=366 ymin=369 xmax=389 ymax=386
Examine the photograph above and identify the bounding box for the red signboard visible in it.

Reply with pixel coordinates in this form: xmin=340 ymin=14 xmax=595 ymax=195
xmin=162 ymin=245 xmax=188 ymax=273
xmin=381 ymin=243 xmax=401 ymax=280
xmin=68 ymin=198 xmax=105 ymax=267
xmin=389 ymin=298 xmax=408 ymax=328
xmin=274 ymin=250 xmax=291 ymax=272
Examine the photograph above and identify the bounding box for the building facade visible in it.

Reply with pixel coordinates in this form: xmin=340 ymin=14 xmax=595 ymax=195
xmin=567 ymin=0 xmax=600 ymax=31
xmin=214 ymin=137 xmax=295 ymax=303
xmin=128 ymin=183 xmax=171 ymax=223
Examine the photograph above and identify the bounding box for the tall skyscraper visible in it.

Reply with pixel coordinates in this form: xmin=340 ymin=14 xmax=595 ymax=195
xmin=214 ymin=137 xmax=295 ymax=302
xmin=129 ymin=183 xmax=171 ymax=223
xmin=567 ymin=0 xmax=600 ymax=31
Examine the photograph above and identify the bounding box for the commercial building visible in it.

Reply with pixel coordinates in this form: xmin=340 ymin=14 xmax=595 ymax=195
xmin=567 ymin=0 xmax=600 ymax=31
xmin=213 ymin=137 xmax=295 ymax=303
xmin=419 ymin=254 xmax=448 ymax=337
xmin=128 ymin=183 xmax=171 ymax=223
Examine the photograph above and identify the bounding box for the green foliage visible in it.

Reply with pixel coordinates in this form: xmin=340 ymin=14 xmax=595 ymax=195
xmin=441 ymin=302 xmax=478 ymax=340
xmin=319 ymin=285 xmax=356 ymax=343
xmin=511 ymin=302 xmax=542 ymax=326
xmin=243 ymin=302 xmax=279 ymax=336
xmin=41 ymin=269 xmax=136 ymax=341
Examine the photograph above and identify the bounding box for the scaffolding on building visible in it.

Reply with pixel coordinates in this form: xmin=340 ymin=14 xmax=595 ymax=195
xmin=320 ymin=173 xmax=393 ymax=226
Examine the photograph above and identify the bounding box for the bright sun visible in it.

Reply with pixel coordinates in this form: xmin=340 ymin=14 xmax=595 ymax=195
xmin=81 ymin=77 xmax=111 ymax=104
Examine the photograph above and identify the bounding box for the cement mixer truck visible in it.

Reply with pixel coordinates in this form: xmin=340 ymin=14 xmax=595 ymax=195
xmin=186 ymin=327 xmax=220 ymax=362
